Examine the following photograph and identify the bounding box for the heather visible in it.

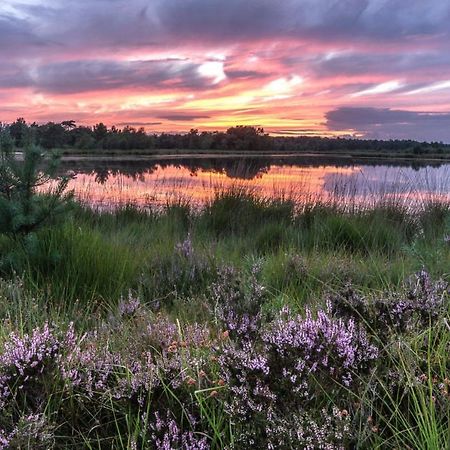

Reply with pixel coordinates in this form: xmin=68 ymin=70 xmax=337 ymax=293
xmin=0 ymin=269 xmax=449 ymax=449
xmin=0 ymin=145 xmax=450 ymax=448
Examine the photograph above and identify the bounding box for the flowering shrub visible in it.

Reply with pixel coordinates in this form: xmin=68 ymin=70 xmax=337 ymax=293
xmin=144 ymin=410 xmax=210 ymax=450
xmin=211 ymin=263 xmax=266 ymax=339
xmin=174 ymin=232 xmax=195 ymax=259
xmin=330 ymin=270 xmax=449 ymax=334
xmin=263 ymin=407 xmax=352 ymax=450
xmin=405 ymin=269 xmax=449 ymax=322
xmin=143 ymin=233 xmax=216 ymax=305
xmin=0 ymin=269 xmax=446 ymax=448
xmin=146 ymin=314 xmax=211 ymax=352
xmin=61 ymin=335 xmax=140 ymax=399
xmin=0 ymin=413 xmax=54 ymax=450
xmin=0 ymin=314 xmax=216 ymax=448
xmin=219 ymin=305 xmax=378 ymax=447
xmin=118 ymin=292 xmax=141 ymax=318
xmin=264 ymin=306 xmax=378 ymax=387
xmin=62 ymin=311 xmax=214 ymax=404
xmin=0 ymin=322 xmax=75 ymax=408
xmin=0 ymin=323 xmax=75 ymax=447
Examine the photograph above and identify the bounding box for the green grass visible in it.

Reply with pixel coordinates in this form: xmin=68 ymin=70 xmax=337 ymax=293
xmin=356 ymin=320 xmax=450 ymax=449
xmin=0 ymin=189 xmax=447 ymax=308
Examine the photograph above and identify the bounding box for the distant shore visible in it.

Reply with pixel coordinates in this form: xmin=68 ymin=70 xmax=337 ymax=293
xmin=53 ymin=147 xmax=450 ymax=162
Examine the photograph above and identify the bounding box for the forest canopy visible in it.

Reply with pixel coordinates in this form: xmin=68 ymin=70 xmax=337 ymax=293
xmin=3 ymin=118 xmax=449 ymax=154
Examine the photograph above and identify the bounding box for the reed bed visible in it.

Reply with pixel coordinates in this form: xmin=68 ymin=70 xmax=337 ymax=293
xmin=50 ymin=162 xmax=450 ymax=214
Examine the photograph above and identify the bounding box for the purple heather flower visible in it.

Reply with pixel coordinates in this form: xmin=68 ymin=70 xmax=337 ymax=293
xmin=118 ymin=292 xmax=141 ymax=317
xmin=175 ymin=233 xmax=194 ymax=259
xmin=149 ymin=411 xmax=210 ymax=450
xmin=0 ymin=413 xmax=54 ymax=450
xmin=0 ymin=323 xmax=75 ymax=407
xmin=219 ymin=305 xmax=377 ymax=447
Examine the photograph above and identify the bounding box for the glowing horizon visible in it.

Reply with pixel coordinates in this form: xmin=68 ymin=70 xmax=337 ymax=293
xmin=1 ymin=1 xmax=450 ymax=141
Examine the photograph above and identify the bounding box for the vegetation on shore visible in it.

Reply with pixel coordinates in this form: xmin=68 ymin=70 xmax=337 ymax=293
xmin=5 ymin=117 xmax=450 ymax=157
xmin=0 ymin=137 xmax=449 ymax=448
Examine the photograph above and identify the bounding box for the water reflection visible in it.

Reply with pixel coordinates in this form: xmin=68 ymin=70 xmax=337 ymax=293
xmin=56 ymin=155 xmax=450 ymax=209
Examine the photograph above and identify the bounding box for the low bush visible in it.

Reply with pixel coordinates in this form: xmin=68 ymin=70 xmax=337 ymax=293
xmin=0 ymin=270 xmax=447 ymax=448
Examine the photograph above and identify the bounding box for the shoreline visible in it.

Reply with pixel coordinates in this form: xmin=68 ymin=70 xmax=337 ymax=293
xmin=56 ymin=149 xmax=450 ymax=163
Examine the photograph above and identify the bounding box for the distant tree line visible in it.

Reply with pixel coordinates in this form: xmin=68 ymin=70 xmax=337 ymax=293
xmin=3 ymin=118 xmax=450 ymax=154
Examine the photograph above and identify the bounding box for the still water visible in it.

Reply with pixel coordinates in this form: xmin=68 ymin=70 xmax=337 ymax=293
xmin=56 ymin=154 xmax=450 ymax=209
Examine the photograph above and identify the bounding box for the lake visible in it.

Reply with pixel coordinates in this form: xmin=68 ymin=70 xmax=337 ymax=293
xmin=56 ymin=154 xmax=450 ymax=210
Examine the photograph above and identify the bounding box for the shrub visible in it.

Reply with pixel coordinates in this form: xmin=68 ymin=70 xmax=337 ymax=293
xmin=0 ymin=135 xmax=71 ymax=239
xmin=330 ymin=270 xmax=449 ymax=335
xmin=142 ymin=233 xmax=216 ymax=306
xmin=210 ymin=263 xmax=267 ymax=339
xmin=0 ymin=129 xmax=72 ymax=278
xmin=0 ymin=314 xmax=217 ymax=448
xmin=218 ymin=305 xmax=378 ymax=448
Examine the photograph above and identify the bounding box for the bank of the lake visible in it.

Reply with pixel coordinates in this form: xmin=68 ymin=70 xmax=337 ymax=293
xmin=58 ymin=146 xmax=450 ymax=162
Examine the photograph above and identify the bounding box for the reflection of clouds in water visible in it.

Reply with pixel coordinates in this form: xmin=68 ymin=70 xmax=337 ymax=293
xmin=323 ymin=165 xmax=450 ymax=196
xmin=59 ymin=156 xmax=449 ymax=183
xmin=48 ymin=160 xmax=450 ymax=209
xmin=155 ymin=176 xmax=198 ymax=185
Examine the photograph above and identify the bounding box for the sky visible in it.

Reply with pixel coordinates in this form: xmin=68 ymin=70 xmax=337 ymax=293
xmin=1 ymin=0 xmax=450 ymax=141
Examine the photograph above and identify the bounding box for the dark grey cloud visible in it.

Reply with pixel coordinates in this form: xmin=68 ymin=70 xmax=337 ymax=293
xmin=0 ymin=1 xmax=159 ymax=53
xmin=0 ymin=59 xmax=221 ymax=93
xmin=1 ymin=0 xmax=449 ymax=57
xmin=307 ymin=52 xmax=450 ymax=79
xmin=0 ymin=0 xmax=449 ymax=99
xmin=153 ymin=0 xmax=450 ymax=45
xmin=270 ymin=128 xmax=328 ymax=135
xmin=116 ymin=121 xmax=162 ymax=126
xmin=225 ymin=70 xmax=269 ymax=80
xmin=157 ymin=113 xmax=211 ymax=121
xmin=326 ymin=107 xmax=450 ymax=142
xmin=0 ymin=62 xmax=30 ymax=89
xmin=0 ymin=14 xmax=47 ymax=54
xmin=153 ymin=0 xmax=287 ymax=42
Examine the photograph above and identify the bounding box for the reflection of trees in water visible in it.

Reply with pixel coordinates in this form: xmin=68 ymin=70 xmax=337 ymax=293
xmin=58 ymin=157 xmax=273 ymax=183
xmin=58 ymin=156 xmax=448 ymax=184
xmin=187 ymin=158 xmax=270 ymax=179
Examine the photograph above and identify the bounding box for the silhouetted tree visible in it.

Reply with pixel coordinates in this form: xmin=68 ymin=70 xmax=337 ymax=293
xmin=225 ymin=126 xmax=269 ymax=150
xmin=93 ymin=122 xmax=108 ymax=144
xmin=61 ymin=120 xmax=77 ymax=131
xmin=37 ymin=122 xmax=67 ymax=149
xmin=9 ymin=118 xmax=30 ymax=147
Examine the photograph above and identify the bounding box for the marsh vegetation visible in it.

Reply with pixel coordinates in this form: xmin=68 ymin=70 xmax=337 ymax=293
xmin=0 ymin=135 xmax=449 ymax=448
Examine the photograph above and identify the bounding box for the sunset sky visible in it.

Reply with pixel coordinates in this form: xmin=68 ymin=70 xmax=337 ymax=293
xmin=1 ymin=0 xmax=450 ymax=141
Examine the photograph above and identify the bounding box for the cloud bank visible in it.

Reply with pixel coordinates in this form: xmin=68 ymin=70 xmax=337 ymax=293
xmin=326 ymin=107 xmax=450 ymax=142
